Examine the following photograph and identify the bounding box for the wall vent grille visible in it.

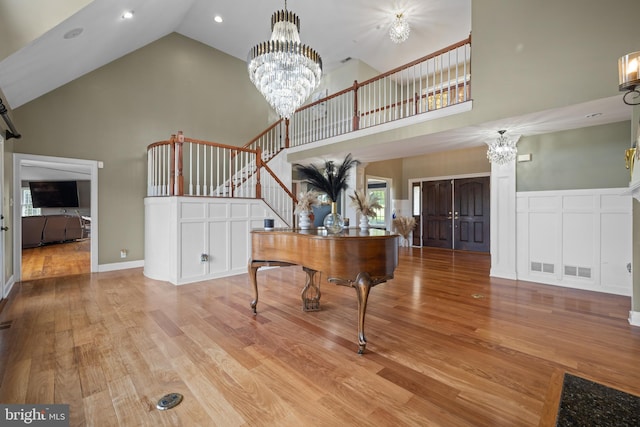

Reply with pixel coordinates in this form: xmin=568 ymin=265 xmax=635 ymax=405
xmin=564 ymin=265 xmax=592 ymax=279
xmin=578 ymin=267 xmax=592 ymax=278
xmin=531 ymin=262 xmax=554 ymax=274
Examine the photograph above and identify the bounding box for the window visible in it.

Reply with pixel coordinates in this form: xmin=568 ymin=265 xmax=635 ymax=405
xmin=21 ymin=187 xmax=41 ymax=216
xmin=412 ymin=184 xmax=420 ymax=216
xmin=368 ymin=188 xmax=386 ymax=227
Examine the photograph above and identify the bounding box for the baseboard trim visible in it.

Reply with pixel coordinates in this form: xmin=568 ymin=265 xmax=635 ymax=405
xmin=489 ymin=268 xmax=517 ymax=280
xmin=0 ymin=275 xmax=18 ymax=316
xmin=98 ymin=260 xmax=144 ymax=272
xmin=629 ymin=311 xmax=640 ymax=327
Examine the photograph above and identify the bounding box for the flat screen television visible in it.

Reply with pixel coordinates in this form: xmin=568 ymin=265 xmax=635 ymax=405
xmin=29 ymin=181 xmax=79 ymax=208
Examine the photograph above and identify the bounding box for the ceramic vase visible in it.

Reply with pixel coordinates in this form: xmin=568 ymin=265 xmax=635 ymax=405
xmin=299 ymin=210 xmax=311 ymax=229
xmin=359 ymin=215 xmax=370 ymax=230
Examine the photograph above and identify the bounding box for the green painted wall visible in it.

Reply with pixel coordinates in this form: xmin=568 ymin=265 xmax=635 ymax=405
xmin=12 ymin=33 xmax=272 ymax=265
xmin=516 ymin=121 xmax=631 ymax=192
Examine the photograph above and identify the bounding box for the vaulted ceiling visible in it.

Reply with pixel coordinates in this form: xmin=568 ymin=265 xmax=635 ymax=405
xmin=0 ymin=0 xmax=631 ymax=166
xmin=0 ymin=0 xmax=471 ymax=109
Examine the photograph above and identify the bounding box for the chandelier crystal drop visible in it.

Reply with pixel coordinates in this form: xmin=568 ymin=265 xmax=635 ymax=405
xmin=389 ymin=13 xmax=410 ymax=44
xmin=247 ymin=2 xmax=322 ymax=119
xmin=487 ymin=130 xmax=518 ymax=165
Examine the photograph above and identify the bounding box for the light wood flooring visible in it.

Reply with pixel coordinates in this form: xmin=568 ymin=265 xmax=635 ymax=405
xmin=1 ymin=247 xmax=640 ymax=426
xmin=21 ymin=239 xmax=90 ymax=281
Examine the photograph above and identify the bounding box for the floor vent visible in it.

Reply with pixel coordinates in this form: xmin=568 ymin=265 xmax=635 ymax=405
xmin=0 ymin=320 xmax=13 ymax=330
xmin=564 ymin=265 xmax=592 ymax=279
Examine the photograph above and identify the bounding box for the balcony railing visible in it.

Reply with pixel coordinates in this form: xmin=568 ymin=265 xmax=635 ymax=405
xmin=147 ymin=135 xmax=296 ymax=225
xmin=146 ymin=37 xmax=472 ymax=226
xmin=287 ymin=37 xmax=471 ymax=147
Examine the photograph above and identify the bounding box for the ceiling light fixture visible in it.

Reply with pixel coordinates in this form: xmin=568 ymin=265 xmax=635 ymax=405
xmin=389 ymin=13 xmax=410 ymax=44
xmin=487 ymin=130 xmax=518 ymax=165
xmin=247 ymin=0 xmax=322 ymax=119
xmin=214 ymin=15 xmax=223 ymax=23
xmin=619 ymin=51 xmax=640 ymax=105
xmin=121 ymin=11 xmax=134 ymax=20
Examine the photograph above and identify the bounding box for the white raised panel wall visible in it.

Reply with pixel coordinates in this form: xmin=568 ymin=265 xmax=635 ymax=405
xmin=516 ymin=189 xmax=631 ymax=296
xmin=144 ymin=197 xmax=284 ymax=285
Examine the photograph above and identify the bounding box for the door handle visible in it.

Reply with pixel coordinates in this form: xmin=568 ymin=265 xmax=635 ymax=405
xmin=454 ymin=211 xmax=459 ymax=220
xmin=1 ymin=226 xmax=8 ymax=231
xmin=447 ymin=211 xmax=452 ymax=220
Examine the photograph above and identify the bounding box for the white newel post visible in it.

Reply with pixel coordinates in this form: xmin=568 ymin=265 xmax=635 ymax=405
xmin=490 ymin=159 xmax=517 ymax=279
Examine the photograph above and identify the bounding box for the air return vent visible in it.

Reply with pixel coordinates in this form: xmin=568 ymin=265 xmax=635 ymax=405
xmin=531 ymin=262 xmax=555 ymax=274
xmin=564 ymin=265 xmax=592 ymax=279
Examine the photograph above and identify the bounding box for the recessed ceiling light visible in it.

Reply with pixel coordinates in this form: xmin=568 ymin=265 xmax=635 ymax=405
xmin=63 ymin=28 xmax=83 ymax=39
xmin=214 ymin=15 xmax=223 ymax=23
xmin=122 ymin=10 xmax=134 ymax=20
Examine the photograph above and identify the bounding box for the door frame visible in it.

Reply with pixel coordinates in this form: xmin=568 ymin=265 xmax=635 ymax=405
xmin=0 ymin=134 xmax=5 ymax=298
xmin=13 ymin=153 xmax=99 ymax=281
xmin=366 ymin=175 xmax=392 ymax=230
xmin=409 ymin=172 xmax=490 ymax=248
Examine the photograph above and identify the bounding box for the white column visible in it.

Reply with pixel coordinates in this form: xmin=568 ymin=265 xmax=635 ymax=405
xmin=490 ymin=160 xmax=517 ymax=279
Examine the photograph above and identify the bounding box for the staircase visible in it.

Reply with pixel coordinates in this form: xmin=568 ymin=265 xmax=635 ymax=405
xmin=146 ymin=36 xmax=473 ymax=227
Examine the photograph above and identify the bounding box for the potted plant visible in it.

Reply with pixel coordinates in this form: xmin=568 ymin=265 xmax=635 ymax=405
xmin=294 ymin=153 xmax=359 ymax=233
xmin=349 ymin=189 xmax=383 ymax=230
xmin=294 ymin=190 xmax=320 ymax=229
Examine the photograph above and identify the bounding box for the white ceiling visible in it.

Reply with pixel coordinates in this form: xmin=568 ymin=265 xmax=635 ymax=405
xmin=0 ymin=0 xmax=632 ymax=169
xmin=0 ymin=0 xmax=471 ymax=109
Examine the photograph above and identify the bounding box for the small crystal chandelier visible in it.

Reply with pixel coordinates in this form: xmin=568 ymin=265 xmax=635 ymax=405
xmin=247 ymin=1 xmax=322 ymax=119
xmin=487 ymin=130 xmax=518 ymax=165
xmin=389 ymin=13 xmax=410 ymax=44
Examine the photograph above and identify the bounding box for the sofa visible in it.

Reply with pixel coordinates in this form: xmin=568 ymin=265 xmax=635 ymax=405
xmin=22 ymin=215 xmax=84 ymax=248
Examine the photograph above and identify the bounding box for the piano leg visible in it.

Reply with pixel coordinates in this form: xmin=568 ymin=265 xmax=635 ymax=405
xmin=248 ymin=259 xmax=260 ymax=314
xmin=301 ymin=267 xmax=321 ymax=311
xmin=331 ymin=272 xmax=391 ymax=354
xmin=353 ymin=272 xmax=373 ymax=354
xmin=248 ymin=259 xmax=297 ymax=314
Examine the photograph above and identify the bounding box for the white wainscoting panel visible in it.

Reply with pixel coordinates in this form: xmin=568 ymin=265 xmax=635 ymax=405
xmin=144 ymin=197 xmax=285 ymax=285
xmin=516 ymin=188 xmax=631 ymax=296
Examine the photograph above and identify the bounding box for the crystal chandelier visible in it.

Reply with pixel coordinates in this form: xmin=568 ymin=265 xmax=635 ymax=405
xmin=389 ymin=13 xmax=410 ymax=44
xmin=487 ymin=130 xmax=518 ymax=165
xmin=247 ymin=1 xmax=322 ymax=119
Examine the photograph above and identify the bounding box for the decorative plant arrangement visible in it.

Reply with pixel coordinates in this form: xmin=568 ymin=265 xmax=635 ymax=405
xmin=392 ymin=216 xmax=416 ymax=246
xmin=349 ymin=189 xmax=383 ymax=230
xmin=294 ymin=154 xmax=359 ymax=233
xmin=294 ymin=190 xmax=320 ymax=229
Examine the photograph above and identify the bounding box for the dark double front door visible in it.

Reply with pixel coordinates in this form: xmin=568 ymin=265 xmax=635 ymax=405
xmin=417 ymin=177 xmax=490 ymax=252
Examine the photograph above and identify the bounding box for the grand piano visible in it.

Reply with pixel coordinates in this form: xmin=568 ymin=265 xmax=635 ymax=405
xmin=249 ymin=228 xmax=399 ymax=353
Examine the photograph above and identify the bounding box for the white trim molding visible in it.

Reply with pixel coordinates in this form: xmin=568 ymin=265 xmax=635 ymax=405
xmin=490 ymin=160 xmax=517 ymax=279
xmin=98 ymin=260 xmax=144 ymax=272
xmin=629 ymin=311 xmax=640 ymax=327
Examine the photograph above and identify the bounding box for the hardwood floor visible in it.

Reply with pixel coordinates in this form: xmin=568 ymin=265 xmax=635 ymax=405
xmin=1 ymin=247 xmax=639 ymax=426
xmin=21 ymin=239 xmax=90 ymax=281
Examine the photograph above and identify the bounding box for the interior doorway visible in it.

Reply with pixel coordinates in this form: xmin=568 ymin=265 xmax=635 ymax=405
xmin=13 ymin=154 xmax=99 ymax=281
xmin=366 ymin=176 xmax=391 ymax=229
xmin=413 ymin=176 xmax=490 ymax=252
